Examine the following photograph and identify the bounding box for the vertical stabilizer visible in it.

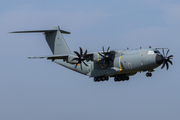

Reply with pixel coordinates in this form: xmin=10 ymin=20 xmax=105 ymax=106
xmin=11 ymin=25 xmax=71 ymax=55
xmin=43 ymin=26 xmax=71 ymax=55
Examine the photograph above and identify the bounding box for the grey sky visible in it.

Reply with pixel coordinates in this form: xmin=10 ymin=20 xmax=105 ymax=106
xmin=0 ymin=0 xmax=179 ymax=120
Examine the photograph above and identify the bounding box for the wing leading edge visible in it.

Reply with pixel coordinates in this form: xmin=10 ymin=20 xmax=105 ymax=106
xmin=28 ymin=52 xmax=94 ymax=61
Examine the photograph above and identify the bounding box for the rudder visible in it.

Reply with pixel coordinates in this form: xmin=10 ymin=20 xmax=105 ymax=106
xmin=43 ymin=26 xmax=71 ymax=55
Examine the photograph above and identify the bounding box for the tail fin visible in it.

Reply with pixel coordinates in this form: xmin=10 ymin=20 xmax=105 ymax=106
xmin=11 ymin=25 xmax=71 ymax=55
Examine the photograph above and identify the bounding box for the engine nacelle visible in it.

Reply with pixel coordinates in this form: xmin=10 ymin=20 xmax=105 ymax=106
xmin=66 ymin=53 xmax=104 ymax=64
xmin=66 ymin=54 xmax=78 ymax=64
xmin=92 ymin=53 xmax=103 ymax=62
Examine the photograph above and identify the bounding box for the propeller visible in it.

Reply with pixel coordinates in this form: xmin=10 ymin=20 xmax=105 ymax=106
xmin=98 ymin=46 xmax=113 ymax=68
xmin=161 ymin=49 xmax=173 ymax=70
xmin=72 ymin=47 xmax=88 ymax=70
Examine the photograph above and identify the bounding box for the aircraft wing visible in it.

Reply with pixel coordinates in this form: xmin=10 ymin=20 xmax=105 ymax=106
xmin=28 ymin=52 xmax=95 ymax=61
xmin=85 ymin=52 xmax=94 ymax=61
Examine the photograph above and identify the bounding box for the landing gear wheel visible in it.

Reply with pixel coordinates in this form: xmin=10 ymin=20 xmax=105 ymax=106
xmin=105 ymin=76 xmax=109 ymax=81
xmin=126 ymin=76 xmax=129 ymax=81
xmin=94 ymin=77 xmax=97 ymax=82
xmin=114 ymin=76 xmax=130 ymax=82
xmin=122 ymin=76 xmax=126 ymax=81
xmin=146 ymin=72 xmax=152 ymax=77
xmin=98 ymin=77 xmax=101 ymax=81
xmin=102 ymin=77 xmax=105 ymax=81
xmin=114 ymin=77 xmax=119 ymax=82
xmin=149 ymin=73 xmax=152 ymax=77
xmin=94 ymin=76 xmax=109 ymax=82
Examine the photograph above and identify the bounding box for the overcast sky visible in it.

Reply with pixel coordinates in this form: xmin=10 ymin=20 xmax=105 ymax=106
xmin=0 ymin=0 xmax=179 ymax=120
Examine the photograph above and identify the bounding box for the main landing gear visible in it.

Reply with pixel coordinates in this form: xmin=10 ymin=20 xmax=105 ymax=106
xmin=114 ymin=76 xmax=129 ymax=82
xmin=146 ymin=72 xmax=152 ymax=77
xmin=94 ymin=76 xmax=109 ymax=82
xmin=94 ymin=76 xmax=130 ymax=82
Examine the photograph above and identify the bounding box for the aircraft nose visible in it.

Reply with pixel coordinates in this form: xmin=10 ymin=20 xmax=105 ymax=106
xmin=156 ymin=54 xmax=163 ymax=65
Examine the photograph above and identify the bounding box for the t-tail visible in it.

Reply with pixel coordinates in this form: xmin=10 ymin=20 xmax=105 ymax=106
xmin=11 ymin=26 xmax=71 ymax=55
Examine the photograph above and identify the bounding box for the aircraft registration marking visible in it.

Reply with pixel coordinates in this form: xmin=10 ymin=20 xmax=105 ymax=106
xmin=119 ymin=56 xmax=122 ymax=71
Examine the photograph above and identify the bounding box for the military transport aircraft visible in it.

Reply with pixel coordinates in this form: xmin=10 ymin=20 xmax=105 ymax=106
xmin=11 ymin=26 xmax=173 ymax=82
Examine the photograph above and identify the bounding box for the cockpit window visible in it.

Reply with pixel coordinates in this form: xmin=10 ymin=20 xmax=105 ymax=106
xmin=154 ymin=51 xmax=160 ymax=53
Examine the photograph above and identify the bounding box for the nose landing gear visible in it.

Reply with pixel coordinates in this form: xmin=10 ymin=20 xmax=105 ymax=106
xmin=146 ymin=72 xmax=152 ymax=77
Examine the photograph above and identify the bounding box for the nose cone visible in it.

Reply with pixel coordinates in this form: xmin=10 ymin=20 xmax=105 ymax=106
xmin=156 ymin=54 xmax=163 ymax=65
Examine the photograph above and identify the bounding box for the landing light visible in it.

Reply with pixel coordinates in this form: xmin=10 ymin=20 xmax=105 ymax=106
xmin=148 ymin=51 xmax=154 ymax=55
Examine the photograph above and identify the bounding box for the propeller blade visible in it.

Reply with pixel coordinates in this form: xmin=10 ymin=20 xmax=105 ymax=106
xmin=102 ymin=46 xmax=105 ymax=53
xmin=165 ymin=62 xmax=169 ymax=70
xmin=160 ymin=49 xmax=173 ymax=70
xmin=83 ymin=61 xmax=88 ymax=66
xmin=107 ymin=46 xmax=110 ymax=52
xmin=161 ymin=62 xmax=165 ymax=69
xmin=168 ymin=55 xmax=173 ymax=59
xmin=80 ymin=47 xmax=83 ymax=56
xmin=166 ymin=49 xmax=170 ymax=57
xmin=162 ymin=49 xmax=165 ymax=56
xmin=98 ymin=52 xmax=105 ymax=58
xmin=73 ymin=47 xmax=89 ymax=69
xmin=167 ymin=60 xmax=173 ymax=65
xmin=98 ymin=46 xmax=114 ymax=68
xmin=74 ymin=51 xmax=81 ymax=58
xmin=84 ymin=49 xmax=87 ymax=56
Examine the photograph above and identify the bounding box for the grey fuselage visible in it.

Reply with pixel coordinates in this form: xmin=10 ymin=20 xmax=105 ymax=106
xmin=54 ymin=48 xmax=161 ymax=78
xmin=11 ymin=25 xmax=164 ymax=78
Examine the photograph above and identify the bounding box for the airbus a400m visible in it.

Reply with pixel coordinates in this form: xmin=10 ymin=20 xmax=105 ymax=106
xmin=11 ymin=26 xmax=173 ymax=82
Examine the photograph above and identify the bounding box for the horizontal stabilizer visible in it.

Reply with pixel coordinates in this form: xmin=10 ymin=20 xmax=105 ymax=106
xmin=10 ymin=29 xmax=70 ymax=34
xmin=28 ymin=54 xmax=69 ymax=60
